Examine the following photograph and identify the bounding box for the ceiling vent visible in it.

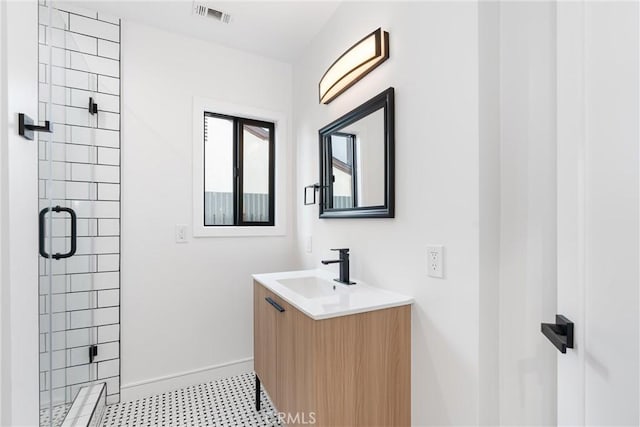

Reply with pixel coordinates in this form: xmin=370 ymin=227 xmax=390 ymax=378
xmin=192 ymin=3 xmax=232 ymax=24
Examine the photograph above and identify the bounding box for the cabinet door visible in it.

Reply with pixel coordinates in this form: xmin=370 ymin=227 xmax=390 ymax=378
xmin=254 ymin=282 xmax=278 ymax=403
xmin=276 ymin=300 xmax=316 ymax=426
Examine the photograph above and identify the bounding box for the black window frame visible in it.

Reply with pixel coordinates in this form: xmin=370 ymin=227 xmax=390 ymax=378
xmin=203 ymin=112 xmax=275 ymax=227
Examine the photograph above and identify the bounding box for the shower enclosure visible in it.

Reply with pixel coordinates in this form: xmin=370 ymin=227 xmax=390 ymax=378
xmin=38 ymin=2 xmax=121 ymax=425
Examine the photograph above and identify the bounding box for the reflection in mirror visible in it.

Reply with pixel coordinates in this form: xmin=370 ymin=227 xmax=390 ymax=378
xmin=330 ymin=133 xmax=356 ymax=208
xmin=335 ymin=108 xmax=385 ymax=208
xmin=319 ymin=87 xmax=394 ymax=218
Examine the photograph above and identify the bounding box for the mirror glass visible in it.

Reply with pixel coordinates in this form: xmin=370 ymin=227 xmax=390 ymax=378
xmin=319 ymin=87 xmax=394 ymax=218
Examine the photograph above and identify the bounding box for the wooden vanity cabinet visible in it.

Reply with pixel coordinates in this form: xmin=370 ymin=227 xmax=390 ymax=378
xmin=253 ymin=280 xmax=411 ymax=427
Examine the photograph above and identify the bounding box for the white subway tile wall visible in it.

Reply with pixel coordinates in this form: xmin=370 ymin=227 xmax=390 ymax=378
xmin=97 ymin=185 xmax=119 ymax=202
xmin=97 ymin=75 xmax=120 ymax=96
xmin=98 ymin=325 xmax=119 ymax=344
xmin=98 ymin=40 xmax=119 ymax=60
xmin=38 ymin=5 xmax=121 ymax=415
xmin=97 ymin=254 xmax=120 ymax=272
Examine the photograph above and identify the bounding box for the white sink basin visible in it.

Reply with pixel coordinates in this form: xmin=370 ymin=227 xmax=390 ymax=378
xmin=276 ymin=276 xmax=339 ymax=299
xmin=253 ymin=269 xmax=413 ymax=320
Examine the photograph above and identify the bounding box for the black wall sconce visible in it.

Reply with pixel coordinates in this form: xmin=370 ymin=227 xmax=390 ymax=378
xmin=318 ymin=27 xmax=390 ymax=104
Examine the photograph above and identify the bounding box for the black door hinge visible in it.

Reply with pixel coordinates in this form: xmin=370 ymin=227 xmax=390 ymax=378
xmin=89 ymin=97 xmax=98 ymax=115
xmin=89 ymin=345 xmax=98 ymax=363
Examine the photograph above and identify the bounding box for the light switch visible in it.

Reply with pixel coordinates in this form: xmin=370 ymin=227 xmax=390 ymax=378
xmin=305 ymin=236 xmax=313 ymax=254
xmin=175 ymin=224 xmax=188 ymax=243
xmin=427 ymin=245 xmax=443 ymax=278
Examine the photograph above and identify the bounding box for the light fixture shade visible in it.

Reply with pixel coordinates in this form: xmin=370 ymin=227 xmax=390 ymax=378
xmin=318 ymin=28 xmax=389 ymax=104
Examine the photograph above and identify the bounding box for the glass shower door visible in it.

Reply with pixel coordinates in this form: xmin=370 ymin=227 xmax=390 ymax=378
xmin=38 ymin=4 xmax=70 ymax=424
xmin=38 ymin=2 xmax=121 ymax=425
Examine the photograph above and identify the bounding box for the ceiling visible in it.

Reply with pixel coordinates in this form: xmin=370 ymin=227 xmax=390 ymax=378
xmin=66 ymin=1 xmax=341 ymax=62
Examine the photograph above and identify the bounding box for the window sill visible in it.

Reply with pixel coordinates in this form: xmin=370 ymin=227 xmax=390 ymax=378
xmin=192 ymin=224 xmax=285 ymax=238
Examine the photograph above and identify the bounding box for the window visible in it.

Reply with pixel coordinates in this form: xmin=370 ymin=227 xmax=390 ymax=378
xmin=204 ymin=112 xmax=275 ymax=226
xmin=329 ymin=132 xmax=357 ymax=209
xmin=193 ymin=98 xmax=287 ymax=237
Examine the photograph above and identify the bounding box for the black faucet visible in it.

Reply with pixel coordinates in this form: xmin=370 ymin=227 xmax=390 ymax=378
xmin=321 ymin=248 xmax=355 ymax=285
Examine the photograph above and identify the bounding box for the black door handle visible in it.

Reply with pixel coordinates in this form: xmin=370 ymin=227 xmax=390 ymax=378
xmin=39 ymin=206 xmax=77 ymax=260
xmin=265 ymin=297 xmax=285 ymax=313
xmin=541 ymin=314 xmax=574 ymax=353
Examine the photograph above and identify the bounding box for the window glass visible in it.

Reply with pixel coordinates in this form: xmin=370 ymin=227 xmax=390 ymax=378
xmin=330 ymin=134 xmax=356 ymax=208
xmin=242 ymin=124 xmax=271 ymax=223
xmin=204 ymin=115 xmax=234 ymax=225
xmin=203 ymin=113 xmax=274 ymax=226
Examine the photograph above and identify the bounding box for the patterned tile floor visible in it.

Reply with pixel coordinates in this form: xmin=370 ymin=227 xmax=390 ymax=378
xmin=39 ymin=403 xmax=72 ymax=427
xmin=100 ymin=373 xmax=283 ymax=426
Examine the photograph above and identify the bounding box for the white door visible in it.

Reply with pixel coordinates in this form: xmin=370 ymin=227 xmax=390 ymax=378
xmin=554 ymin=1 xmax=639 ymax=425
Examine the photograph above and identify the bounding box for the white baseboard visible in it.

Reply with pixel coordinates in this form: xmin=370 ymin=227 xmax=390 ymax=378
xmin=120 ymin=358 xmax=254 ymax=402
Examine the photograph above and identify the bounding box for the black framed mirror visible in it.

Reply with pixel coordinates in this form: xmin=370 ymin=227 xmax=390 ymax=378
xmin=319 ymin=87 xmax=394 ymax=218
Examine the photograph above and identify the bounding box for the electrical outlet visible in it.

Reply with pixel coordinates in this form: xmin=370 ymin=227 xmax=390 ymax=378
xmin=427 ymin=245 xmax=443 ymax=278
xmin=175 ymin=224 xmax=188 ymax=243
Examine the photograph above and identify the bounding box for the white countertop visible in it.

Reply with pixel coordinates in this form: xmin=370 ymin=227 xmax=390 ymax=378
xmin=252 ymin=269 xmax=414 ymax=320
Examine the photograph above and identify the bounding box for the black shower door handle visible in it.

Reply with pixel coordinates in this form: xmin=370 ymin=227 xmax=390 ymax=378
xmin=39 ymin=206 xmax=77 ymax=260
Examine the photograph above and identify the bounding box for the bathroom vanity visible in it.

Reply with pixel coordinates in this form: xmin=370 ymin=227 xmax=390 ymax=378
xmin=253 ymin=270 xmax=413 ymax=427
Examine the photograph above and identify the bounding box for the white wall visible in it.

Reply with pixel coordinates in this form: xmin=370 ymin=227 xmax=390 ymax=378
xmin=478 ymin=1 xmax=500 ymax=424
xmin=0 ymin=2 xmax=7 ymax=423
xmin=0 ymin=1 xmax=40 ymax=425
xmin=120 ymin=21 xmax=295 ymax=399
xmin=498 ymin=2 xmax=558 ymax=425
xmin=293 ymin=2 xmax=483 ymax=425
xmin=478 ymin=3 xmax=559 ymax=424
